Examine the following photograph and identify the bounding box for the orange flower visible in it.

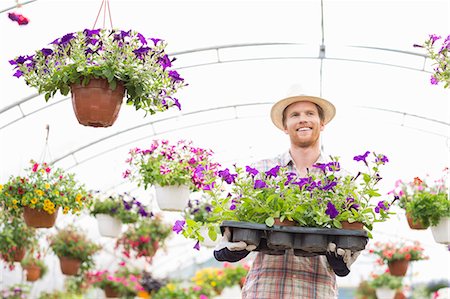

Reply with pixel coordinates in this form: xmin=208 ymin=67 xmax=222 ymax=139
xmin=413 ymin=177 xmax=423 ymax=185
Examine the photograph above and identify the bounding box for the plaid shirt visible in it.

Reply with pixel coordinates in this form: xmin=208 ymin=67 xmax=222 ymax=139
xmin=241 ymin=151 xmax=338 ymax=299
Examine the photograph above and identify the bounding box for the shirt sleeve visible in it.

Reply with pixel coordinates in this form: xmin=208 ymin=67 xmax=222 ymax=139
xmin=214 ymin=247 xmax=250 ymax=262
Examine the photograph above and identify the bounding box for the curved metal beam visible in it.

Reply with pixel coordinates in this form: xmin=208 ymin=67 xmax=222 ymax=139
xmin=1 ymin=42 xmax=431 ymax=124
xmin=0 ymin=0 xmax=38 ymax=14
xmin=50 ymin=102 xmax=273 ymax=165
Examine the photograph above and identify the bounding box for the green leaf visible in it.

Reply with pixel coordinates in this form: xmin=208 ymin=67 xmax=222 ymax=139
xmin=265 ymin=217 xmax=275 ymax=227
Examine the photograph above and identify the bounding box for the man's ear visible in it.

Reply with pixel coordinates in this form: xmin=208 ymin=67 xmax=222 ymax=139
xmin=320 ymin=122 xmax=325 ymax=132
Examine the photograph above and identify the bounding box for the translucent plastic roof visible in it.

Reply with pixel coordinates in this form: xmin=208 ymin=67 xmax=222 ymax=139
xmin=0 ymin=0 xmax=449 ymax=295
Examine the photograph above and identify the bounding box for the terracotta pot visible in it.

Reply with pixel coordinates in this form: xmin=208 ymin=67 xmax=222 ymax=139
xmin=2 ymin=247 xmax=26 ymax=262
xmin=341 ymin=221 xmax=364 ymax=230
xmin=71 ymin=78 xmax=125 ymax=127
xmin=394 ymin=290 xmax=407 ymax=299
xmin=406 ymin=212 xmax=428 ymax=230
xmin=388 ymin=259 xmax=409 ymax=276
xmin=58 ymin=256 xmax=81 ymax=276
xmin=23 ymin=206 xmax=58 ymax=228
xmin=24 ymin=264 xmax=41 ymax=281
xmin=274 ymin=218 xmax=296 ymax=226
xmin=104 ymin=285 xmax=120 ymax=298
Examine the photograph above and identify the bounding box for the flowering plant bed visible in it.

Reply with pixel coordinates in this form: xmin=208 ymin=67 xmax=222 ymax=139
xmin=221 ymin=220 xmax=368 ymax=256
xmin=87 ymin=267 xmax=145 ymax=298
xmin=9 ymin=28 xmax=186 ymax=117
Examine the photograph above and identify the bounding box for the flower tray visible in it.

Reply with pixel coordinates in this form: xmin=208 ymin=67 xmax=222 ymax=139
xmin=220 ymin=221 xmax=368 ymax=256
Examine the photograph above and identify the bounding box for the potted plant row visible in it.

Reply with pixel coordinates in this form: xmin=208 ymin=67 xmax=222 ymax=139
xmin=0 ymin=161 xmax=92 ymax=229
xmin=175 ymin=151 xmax=392 ymax=253
xmin=89 ymin=193 xmax=149 ymax=238
xmin=10 ymin=28 xmax=186 ymax=127
xmin=124 ymin=139 xmax=220 ymax=211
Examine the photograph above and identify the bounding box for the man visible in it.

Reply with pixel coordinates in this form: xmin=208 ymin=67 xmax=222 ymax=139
xmin=214 ymin=88 xmax=361 ymax=298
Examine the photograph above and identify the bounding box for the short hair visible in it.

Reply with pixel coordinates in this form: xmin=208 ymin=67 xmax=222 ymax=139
xmin=282 ymin=103 xmax=325 ymax=127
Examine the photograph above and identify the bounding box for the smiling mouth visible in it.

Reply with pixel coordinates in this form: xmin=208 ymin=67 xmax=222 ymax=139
xmin=296 ymin=127 xmax=312 ymax=132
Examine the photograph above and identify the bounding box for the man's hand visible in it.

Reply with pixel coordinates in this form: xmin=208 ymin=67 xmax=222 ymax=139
xmin=327 ymin=242 xmax=361 ymax=269
xmin=213 ymin=228 xmax=257 ymax=262
xmin=325 ymin=242 xmax=362 ymax=277
xmin=215 ymin=227 xmax=257 ymax=252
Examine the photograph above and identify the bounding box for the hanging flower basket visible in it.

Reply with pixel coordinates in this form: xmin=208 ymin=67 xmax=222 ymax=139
xmin=431 ymin=217 xmax=450 ymax=245
xmin=58 ymin=256 xmax=82 ymax=276
xmin=406 ymin=212 xmax=428 ymax=230
xmin=388 ymin=259 xmax=409 ymax=276
xmin=9 ymin=29 xmax=186 ymax=127
xmin=23 ymin=206 xmax=58 ymax=229
xmin=71 ymin=78 xmax=125 ymax=127
xmin=2 ymin=247 xmax=26 ymax=263
xmin=104 ymin=285 xmax=120 ymax=298
xmin=24 ymin=264 xmax=41 ymax=282
xmin=375 ymin=287 xmax=397 ymax=299
xmin=155 ymin=185 xmax=190 ymax=211
xmin=96 ymin=214 xmax=123 ymax=238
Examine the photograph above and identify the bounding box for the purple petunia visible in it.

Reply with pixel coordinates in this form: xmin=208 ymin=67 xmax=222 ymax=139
xmin=374 ymin=201 xmax=389 ymax=213
xmin=245 ymin=166 xmax=259 ymax=176
xmin=353 ymin=151 xmax=371 ymax=165
xmin=218 ymin=168 xmax=237 ymax=184
xmin=325 ymin=202 xmax=339 ymax=219
xmin=265 ymin=165 xmax=280 ymax=178
xmin=168 ymin=70 xmax=184 ymax=82
xmin=375 ymin=154 xmax=389 ymax=165
xmin=194 ymin=241 xmax=201 ymax=251
xmin=172 ymin=220 xmax=185 ymax=234
xmin=41 ymin=48 xmax=53 ymax=57
xmin=313 ymin=163 xmax=328 ymax=173
xmin=254 ymin=180 xmax=267 ymax=189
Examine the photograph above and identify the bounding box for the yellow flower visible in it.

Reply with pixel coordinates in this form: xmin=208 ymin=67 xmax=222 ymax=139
xmin=44 ymin=183 xmax=50 ymax=189
xmin=40 ymin=169 xmax=45 ymax=174
xmin=0 ymin=184 xmax=3 ymax=191
xmin=21 ymin=198 xmax=28 ymax=205
xmin=53 ymin=190 xmax=60 ymax=196
xmin=63 ymin=207 xmax=70 ymax=214
xmin=75 ymin=194 xmax=82 ymax=202
xmin=166 ymin=283 xmax=175 ymax=292
xmin=211 ymin=281 xmax=217 ymax=287
xmin=12 ymin=199 xmax=18 ymax=205
xmin=35 ymin=189 xmax=44 ymax=196
xmin=31 ymin=198 xmax=38 ymax=204
xmin=13 ymin=205 xmax=19 ymax=210
xmin=44 ymin=199 xmax=51 ymax=205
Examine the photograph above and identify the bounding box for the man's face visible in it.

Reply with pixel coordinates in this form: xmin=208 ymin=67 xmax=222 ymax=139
xmin=283 ymin=101 xmax=324 ymax=148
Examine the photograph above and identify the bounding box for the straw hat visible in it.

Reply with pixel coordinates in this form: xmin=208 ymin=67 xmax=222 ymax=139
xmin=270 ymin=85 xmax=336 ymax=131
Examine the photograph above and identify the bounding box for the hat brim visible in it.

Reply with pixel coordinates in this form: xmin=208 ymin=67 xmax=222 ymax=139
xmin=270 ymin=95 xmax=336 ymax=130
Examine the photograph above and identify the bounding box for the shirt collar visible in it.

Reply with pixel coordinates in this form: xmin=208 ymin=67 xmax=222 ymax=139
xmin=280 ymin=150 xmax=327 ymax=167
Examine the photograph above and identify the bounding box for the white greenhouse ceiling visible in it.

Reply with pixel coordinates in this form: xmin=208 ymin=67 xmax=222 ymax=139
xmin=0 ymin=0 xmax=449 ymax=295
